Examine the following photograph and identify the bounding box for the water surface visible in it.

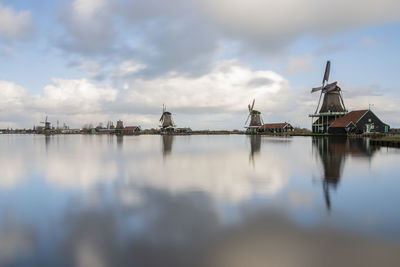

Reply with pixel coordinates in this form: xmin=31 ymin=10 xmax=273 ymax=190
xmin=1 ymin=135 xmax=400 ymax=266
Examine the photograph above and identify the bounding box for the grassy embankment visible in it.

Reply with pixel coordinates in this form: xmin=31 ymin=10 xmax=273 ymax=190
xmin=370 ymin=135 xmax=400 ymax=148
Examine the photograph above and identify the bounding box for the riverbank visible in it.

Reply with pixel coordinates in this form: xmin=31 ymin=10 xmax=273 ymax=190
xmin=370 ymin=136 xmax=400 ymax=148
xmin=2 ymin=129 xmax=399 ymax=140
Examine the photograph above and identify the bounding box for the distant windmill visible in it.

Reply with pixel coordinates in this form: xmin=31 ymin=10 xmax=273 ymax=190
xmin=159 ymin=104 xmax=175 ymax=132
xmin=245 ymin=99 xmax=263 ymax=133
xmin=40 ymin=116 xmax=51 ymax=131
xmin=309 ymin=61 xmax=348 ymax=133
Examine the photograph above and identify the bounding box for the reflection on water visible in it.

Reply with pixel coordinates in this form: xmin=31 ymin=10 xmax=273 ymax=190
xmin=249 ymin=135 xmax=261 ymax=166
xmin=116 ymin=135 xmax=123 ymax=149
xmin=312 ymin=137 xmax=379 ymax=210
xmin=162 ymin=135 xmax=174 ymax=157
xmin=1 ymin=135 xmax=400 ymax=266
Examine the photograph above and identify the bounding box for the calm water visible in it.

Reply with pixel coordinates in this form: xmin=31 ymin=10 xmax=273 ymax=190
xmin=1 ymin=134 xmax=400 ymax=267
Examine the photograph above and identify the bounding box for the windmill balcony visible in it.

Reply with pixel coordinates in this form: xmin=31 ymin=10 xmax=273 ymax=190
xmin=309 ymin=111 xmax=348 ymax=117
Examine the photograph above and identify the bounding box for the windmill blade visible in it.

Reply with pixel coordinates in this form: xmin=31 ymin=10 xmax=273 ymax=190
xmin=314 ymin=91 xmax=323 ymax=114
xmin=311 ymin=86 xmax=323 ymax=93
xmin=245 ymin=114 xmax=251 ymax=125
xmin=248 ymin=104 xmax=251 ymax=112
xmin=323 ymin=60 xmax=330 ymax=84
xmin=339 ymin=89 xmax=347 ymax=111
xmin=251 ymin=99 xmax=255 ymax=111
xmin=159 ymin=114 xmax=164 ymax=122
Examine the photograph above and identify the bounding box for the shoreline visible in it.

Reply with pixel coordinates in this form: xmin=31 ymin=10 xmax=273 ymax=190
xmin=2 ymin=131 xmax=400 ymax=148
xmin=1 ymin=131 xmax=398 ymax=138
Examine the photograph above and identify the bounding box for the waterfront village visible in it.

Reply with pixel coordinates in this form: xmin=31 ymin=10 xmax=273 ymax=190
xmin=1 ymin=61 xmax=399 ymax=146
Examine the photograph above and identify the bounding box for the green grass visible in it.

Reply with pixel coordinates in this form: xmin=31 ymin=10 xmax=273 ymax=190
xmin=372 ymin=136 xmax=400 ymax=142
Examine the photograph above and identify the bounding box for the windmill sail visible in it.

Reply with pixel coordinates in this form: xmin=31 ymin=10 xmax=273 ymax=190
xmin=323 ymin=60 xmax=330 ymax=84
xmin=311 ymin=86 xmax=323 ymax=93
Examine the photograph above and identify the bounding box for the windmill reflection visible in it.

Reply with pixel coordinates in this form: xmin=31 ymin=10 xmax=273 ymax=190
xmin=45 ymin=135 xmax=51 ymax=152
xmin=249 ymin=135 xmax=261 ymax=167
xmin=313 ymin=137 xmax=379 ymax=211
xmin=116 ymin=135 xmax=124 ymax=149
xmin=162 ymin=135 xmax=174 ymax=157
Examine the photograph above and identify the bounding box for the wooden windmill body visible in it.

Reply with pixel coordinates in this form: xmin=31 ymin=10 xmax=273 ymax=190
xmin=159 ymin=104 xmax=175 ymax=133
xmin=309 ymin=61 xmax=348 ymax=133
xmin=245 ymin=99 xmax=263 ymax=134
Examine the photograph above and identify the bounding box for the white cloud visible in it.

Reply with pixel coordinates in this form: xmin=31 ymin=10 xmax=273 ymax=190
xmin=200 ymin=0 xmax=400 ymax=50
xmin=53 ymin=0 xmax=400 ymax=81
xmin=0 ymin=80 xmax=28 ymax=109
xmin=2 ymin=59 xmax=400 ymax=129
xmin=0 ymin=152 xmax=29 ymax=189
xmin=0 ymin=80 xmax=30 ymax=128
xmin=0 ymin=3 xmax=33 ymax=41
xmin=78 ymin=60 xmax=102 ymax=79
xmin=43 ymin=142 xmax=119 ymax=190
xmin=121 ymin=60 xmax=291 ymax=112
xmin=33 ymin=78 xmax=118 ymax=114
xmin=112 ymin=60 xmax=146 ymax=82
xmin=2 ymin=60 xmax=292 ymax=129
xmin=121 ymin=140 xmax=291 ymax=203
xmin=287 ymin=55 xmax=316 ymax=74
xmin=60 ymin=0 xmax=116 ymax=53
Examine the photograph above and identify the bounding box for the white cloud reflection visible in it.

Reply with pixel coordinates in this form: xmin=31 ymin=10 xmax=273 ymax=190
xmin=0 ymin=135 xmax=292 ymax=203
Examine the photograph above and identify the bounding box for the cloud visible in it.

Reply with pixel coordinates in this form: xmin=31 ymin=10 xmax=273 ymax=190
xmin=0 ymin=148 xmax=31 ymax=189
xmin=59 ymin=0 xmax=116 ymax=54
xmin=32 ymin=78 xmax=118 ymax=114
xmin=54 ymin=0 xmax=400 ymax=80
xmin=0 ymin=80 xmax=28 ymax=109
xmin=0 ymin=3 xmax=33 ymax=41
xmin=2 ymin=59 xmax=400 ymax=129
xmin=200 ymin=0 xmax=400 ymax=52
xmin=122 ymin=141 xmax=291 ymax=203
xmin=58 ymin=0 xmax=219 ymax=76
xmin=42 ymin=139 xmax=119 ymax=190
xmin=286 ymin=55 xmax=316 ymax=74
xmin=0 ymin=78 xmax=119 ymax=128
xmin=106 ymin=59 xmax=295 ymax=128
xmin=119 ymin=60 xmax=291 ymax=112
xmin=0 ymin=80 xmax=31 ymax=128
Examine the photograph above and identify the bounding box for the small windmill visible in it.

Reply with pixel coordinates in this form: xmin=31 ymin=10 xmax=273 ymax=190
xmin=245 ymin=99 xmax=263 ymax=133
xmin=159 ymin=104 xmax=175 ymax=132
xmin=311 ymin=60 xmax=346 ymax=114
xmin=40 ymin=116 xmax=51 ymax=131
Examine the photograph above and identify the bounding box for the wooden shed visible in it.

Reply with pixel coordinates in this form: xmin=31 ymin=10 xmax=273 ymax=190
xmin=259 ymin=123 xmax=294 ymax=133
xmin=122 ymin=126 xmax=141 ymax=135
xmin=328 ymin=110 xmax=389 ymax=134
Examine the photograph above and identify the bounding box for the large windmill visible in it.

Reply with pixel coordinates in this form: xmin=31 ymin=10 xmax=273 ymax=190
xmin=245 ymin=99 xmax=263 ymax=133
xmin=159 ymin=104 xmax=175 ymax=132
xmin=309 ymin=61 xmax=347 ymax=133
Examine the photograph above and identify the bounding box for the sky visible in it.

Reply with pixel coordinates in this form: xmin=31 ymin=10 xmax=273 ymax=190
xmin=1 ymin=0 xmax=400 ymax=129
